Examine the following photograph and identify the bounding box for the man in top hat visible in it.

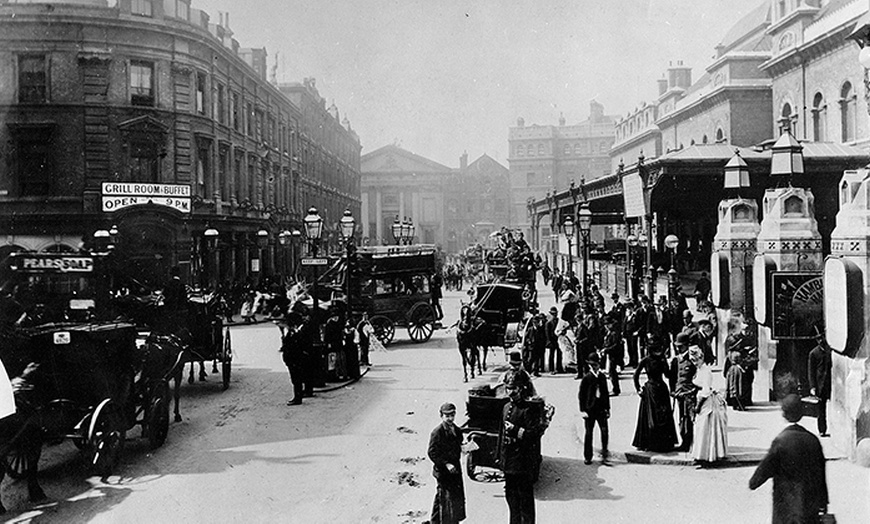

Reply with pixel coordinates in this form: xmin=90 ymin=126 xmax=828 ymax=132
xmin=498 ymin=350 xmax=536 ymax=400
xmin=808 ymin=329 xmax=832 ymax=437
xmin=600 ymin=315 xmax=623 ymax=395
xmin=749 ymin=394 xmax=828 ymax=524
xmin=578 ymin=352 xmax=610 ymax=465
xmin=545 ymin=306 xmax=562 ymax=375
xmin=427 ymin=402 xmax=466 ymax=523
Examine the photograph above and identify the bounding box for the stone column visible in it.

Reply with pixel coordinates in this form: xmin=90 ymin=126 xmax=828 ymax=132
xmin=375 ymin=191 xmax=383 ymax=244
xmin=711 ymin=198 xmax=760 ymax=369
xmin=754 ymin=187 xmax=823 ymax=401
xmin=825 ymin=169 xmax=870 ymax=460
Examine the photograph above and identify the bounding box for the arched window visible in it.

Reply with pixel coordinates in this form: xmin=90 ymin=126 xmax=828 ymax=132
xmin=574 ymin=144 xmax=582 ymax=155
xmin=715 ymin=128 xmax=725 ymax=143
xmin=690 ymin=139 xmax=696 ymax=146
xmin=527 ymin=145 xmax=535 ymax=157
xmin=516 ymin=145 xmax=524 ymax=157
xmin=812 ymin=92 xmax=826 ymax=141
xmin=779 ymin=102 xmax=796 ymax=135
xmin=784 ymin=195 xmax=805 ymax=216
xmin=841 ymin=82 xmax=857 ymax=143
xmin=537 ymin=144 xmax=545 ymax=156
xmin=702 ymin=135 xmax=708 ymax=144
xmin=564 ymin=144 xmax=571 ymax=156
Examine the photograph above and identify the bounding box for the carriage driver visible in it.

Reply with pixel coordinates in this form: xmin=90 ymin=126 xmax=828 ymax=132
xmin=496 ymin=350 xmax=536 ymax=400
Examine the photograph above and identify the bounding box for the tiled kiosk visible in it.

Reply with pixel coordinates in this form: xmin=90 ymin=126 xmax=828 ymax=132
xmin=824 ymin=169 xmax=870 ymax=461
xmin=753 ymin=186 xmax=824 ymax=402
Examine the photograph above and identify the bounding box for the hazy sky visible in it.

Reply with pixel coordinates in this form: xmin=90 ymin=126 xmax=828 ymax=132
xmin=200 ymin=0 xmax=765 ymax=167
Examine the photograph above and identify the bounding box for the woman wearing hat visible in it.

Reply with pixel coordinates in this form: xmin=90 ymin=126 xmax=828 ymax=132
xmin=631 ymin=336 xmax=678 ymax=452
xmin=427 ymin=403 xmax=466 ymax=523
xmin=690 ymin=346 xmax=728 ymax=463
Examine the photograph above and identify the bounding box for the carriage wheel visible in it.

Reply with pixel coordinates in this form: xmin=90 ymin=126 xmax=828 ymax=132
xmin=369 ymin=316 xmax=395 ymax=346
xmin=88 ymin=400 xmax=126 ymax=477
xmin=5 ymin=445 xmax=39 ymax=480
xmin=144 ymin=382 xmax=171 ymax=449
xmin=407 ymin=303 xmax=435 ymax=343
xmin=221 ymin=328 xmax=233 ymax=391
xmin=465 ymin=450 xmax=477 ymax=480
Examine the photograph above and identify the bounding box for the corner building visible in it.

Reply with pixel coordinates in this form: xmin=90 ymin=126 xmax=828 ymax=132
xmin=0 ymin=0 xmax=360 ymax=288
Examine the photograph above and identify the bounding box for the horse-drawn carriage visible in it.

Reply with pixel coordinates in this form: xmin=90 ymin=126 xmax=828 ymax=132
xmin=323 ymin=244 xmax=439 ymax=347
xmin=469 ymin=282 xmax=534 ymax=352
xmin=0 ymin=252 xmax=184 ymax=512
xmin=460 ymin=384 xmax=554 ymax=482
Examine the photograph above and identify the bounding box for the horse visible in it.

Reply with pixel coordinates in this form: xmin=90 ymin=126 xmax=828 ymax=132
xmin=139 ymin=333 xmax=185 ymax=423
xmin=0 ymin=362 xmax=47 ymax=515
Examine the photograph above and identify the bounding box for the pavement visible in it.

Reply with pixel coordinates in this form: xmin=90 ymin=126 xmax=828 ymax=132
xmin=528 ymin=277 xmax=848 ymax=468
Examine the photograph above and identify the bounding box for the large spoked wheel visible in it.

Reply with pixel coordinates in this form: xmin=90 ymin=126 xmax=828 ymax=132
xmin=144 ymin=381 xmax=170 ymax=449
xmin=407 ymin=303 xmax=435 ymax=343
xmin=222 ymin=328 xmax=232 ymax=391
xmin=369 ymin=315 xmax=395 ymax=346
xmin=88 ymin=399 xmax=126 ymax=477
xmin=5 ymin=444 xmax=40 ymax=480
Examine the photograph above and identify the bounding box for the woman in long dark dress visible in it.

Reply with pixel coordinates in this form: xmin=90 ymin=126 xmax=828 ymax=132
xmin=632 ymin=336 xmax=678 ymax=452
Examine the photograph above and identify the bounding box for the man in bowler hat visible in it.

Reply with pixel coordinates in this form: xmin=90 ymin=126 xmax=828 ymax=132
xmin=427 ymin=402 xmax=466 ymax=524
xmin=808 ymin=331 xmax=832 ymax=437
xmin=499 ymin=377 xmax=543 ymax=523
xmin=578 ymin=352 xmax=610 ymax=464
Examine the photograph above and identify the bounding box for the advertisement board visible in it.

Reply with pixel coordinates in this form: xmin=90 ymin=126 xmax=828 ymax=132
xmin=770 ymin=271 xmax=824 ymax=340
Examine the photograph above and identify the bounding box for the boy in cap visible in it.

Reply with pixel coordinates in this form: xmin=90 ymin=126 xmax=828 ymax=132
xmin=749 ymin=394 xmax=828 ymax=523
xmin=427 ymin=402 xmax=466 ymax=523
xmin=578 ymin=352 xmax=610 ymax=464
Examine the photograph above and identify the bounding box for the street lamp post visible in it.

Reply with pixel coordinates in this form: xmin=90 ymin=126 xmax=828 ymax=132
xmin=638 ymin=233 xmax=649 ymax=299
xmin=665 ymin=233 xmax=679 ymax=301
xmin=578 ymin=202 xmax=592 ymax=297
xmin=278 ymin=230 xmax=291 ymax=278
xmin=339 ymin=209 xmax=356 ymax=305
xmin=391 ymin=215 xmax=402 ymax=245
xmin=204 ymin=226 xmax=219 ymax=290
xmin=627 ymin=233 xmax=638 ymax=299
xmin=562 ymin=214 xmax=575 ymax=289
xmin=256 ymin=228 xmax=270 ymax=281
xmin=303 ymin=206 xmax=324 ymax=386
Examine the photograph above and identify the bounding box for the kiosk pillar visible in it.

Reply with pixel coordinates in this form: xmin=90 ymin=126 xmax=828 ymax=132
xmin=754 ymin=187 xmax=823 ymax=401
xmin=824 ymin=169 xmax=870 ymax=460
xmin=711 ymin=197 xmax=760 ymax=368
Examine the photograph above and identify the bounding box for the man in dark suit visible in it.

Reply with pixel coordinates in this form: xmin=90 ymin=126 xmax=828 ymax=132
xmin=498 ymin=379 xmax=543 ymax=524
xmin=545 ymin=306 xmax=562 ymax=374
xmin=600 ymin=316 xmax=622 ymax=395
xmin=427 ymin=402 xmax=466 ymax=524
xmin=808 ymin=333 xmax=832 ymax=437
xmin=578 ymin=352 xmax=610 ymax=464
xmin=749 ymin=394 xmax=828 ymax=524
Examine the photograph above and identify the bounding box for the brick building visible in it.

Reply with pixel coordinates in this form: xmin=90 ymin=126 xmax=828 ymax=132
xmin=508 ymin=101 xmax=615 ymax=237
xmin=0 ymin=0 xmax=360 ymax=289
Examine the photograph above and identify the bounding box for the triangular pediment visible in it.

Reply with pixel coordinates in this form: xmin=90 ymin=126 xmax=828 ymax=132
xmin=361 ymin=144 xmax=452 ymax=174
xmin=118 ymin=115 xmax=169 ymax=135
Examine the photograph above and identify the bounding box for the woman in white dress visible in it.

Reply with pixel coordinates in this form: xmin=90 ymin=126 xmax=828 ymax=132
xmin=555 ymin=317 xmax=576 ymax=372
xmin=690 ymin=346 xmax=728 ymax=463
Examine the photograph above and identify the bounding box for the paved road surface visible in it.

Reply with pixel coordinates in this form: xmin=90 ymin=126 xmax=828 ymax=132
xmin=1 ymin=287 xmax=867 ymax=523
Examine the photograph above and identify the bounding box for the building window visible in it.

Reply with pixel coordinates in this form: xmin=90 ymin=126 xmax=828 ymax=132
xmin=715 ymin=128 xmax=725 ymax=143
xmin=702 ymin=135 xmax=708 ymax=144
xmin=219 ymin=147 xmax=229 ymax=200
xmin=812 ymin=92 xmax=826 ymax=142
xmin=527 ymin=145 xmax=535 ymax=157
xmin=17 ymin=138 xmax=51 ymax=196
xmin=176 ymin=0 xmax=190 ymax=21
xmin=18 ymin=55 xmax=47 ymax=103
xmin=247 ymin=155 xmax=257 ymax=201
xmin=195 ymin=138 xmax=212 ymax=198
xmin=231 ymin=92 xmax=240 ymax=131
xmin=130 ymin=61 xmax=154 ymax=106
xmin=216 ymin=84 xmax=225 ymax=124
xmin=128 ymin=142 xmax=159 ymax=183
xmin=841 ymin=82 xmax=856 ymax=143
xmin=574 ymin=144 xmax=582 ymax=155
xmin=255 ymin=109 xmax=264 ymax=142
xmin=537 ymin=144 xmax=545 ymax=156
xmin=564 ymin=144 xmax=571 ymax=156
xmin=131 ymin=0 xmax=153 ymax=16
xmin=779 ymin=102 xmax=795 ymax=135
xmin=195 ymin=72 xmax=206 ymax=115
xmin=246 ymin=103 xmax=254 ymax=136
xmin=233 ymin=151 xmax=242 ymax=201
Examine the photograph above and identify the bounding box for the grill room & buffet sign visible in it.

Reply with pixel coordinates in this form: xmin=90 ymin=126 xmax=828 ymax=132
xmin=101 ymin=183 xmax=191 ymax=213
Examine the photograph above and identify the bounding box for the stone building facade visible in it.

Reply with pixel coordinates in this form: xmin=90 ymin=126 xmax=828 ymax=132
xmin=508 ymin=101 xmax=615 ymax=237
xmin=0 ymin=0 xmax=360 ymax=288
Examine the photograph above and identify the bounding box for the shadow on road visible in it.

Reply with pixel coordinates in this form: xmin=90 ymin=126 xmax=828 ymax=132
xmin=534 ymin=456 xmax=622 ymax=502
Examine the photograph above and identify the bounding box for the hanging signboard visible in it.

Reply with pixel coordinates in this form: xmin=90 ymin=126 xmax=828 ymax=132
xmin=770 ymin=271 xmax=824 ymax=340
xmin=101 ymin=182 xmax=191 ymax=213
xmin=622 ymin=173 xmax=646 ymax=218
